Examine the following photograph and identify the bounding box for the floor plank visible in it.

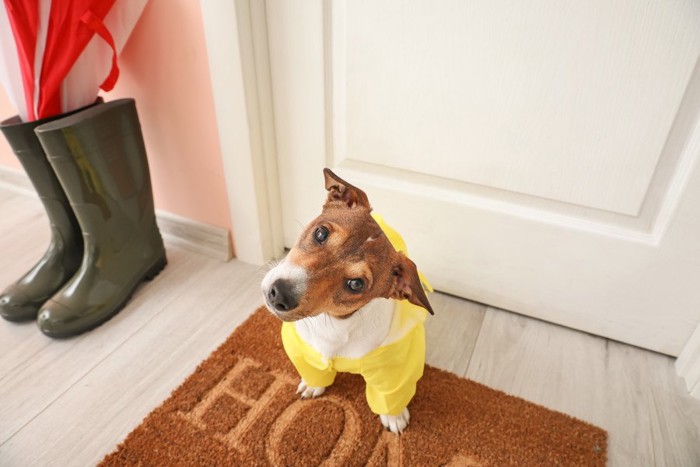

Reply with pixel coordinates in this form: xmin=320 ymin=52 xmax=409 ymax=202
xmin=467 ymin=307 xmax=700 ymax=466
xmin=0 ymin=257 xmax=265 ymax=466
xmin=0 ymin=202 xmax=52 ymax=378
xmin=1 ymin=184 xmax=700 ymax=466
xmin=424 ymin=292 xmax=486 ymax=375
xmin=0 ymin=246 xmax=208 ymax=443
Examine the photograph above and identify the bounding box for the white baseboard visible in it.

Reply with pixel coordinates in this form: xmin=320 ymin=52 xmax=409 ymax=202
xmin=156 ymin=210 xmax=232 ymax=262
xmin=0 ymin=166 xmax=34 ymax=196
xmin=0 ymin=166 xmax=232 ymax=262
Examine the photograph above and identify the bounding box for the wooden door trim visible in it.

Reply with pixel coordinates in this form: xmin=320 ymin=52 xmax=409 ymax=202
xmin=199 ymin=0 xmax=283 ymax=265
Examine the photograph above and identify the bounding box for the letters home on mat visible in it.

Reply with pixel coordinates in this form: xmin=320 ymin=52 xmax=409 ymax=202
xmin=100 ymin=308 xmax=607 ymax=466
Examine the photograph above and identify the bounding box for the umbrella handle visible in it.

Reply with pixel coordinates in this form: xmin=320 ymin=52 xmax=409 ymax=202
xmin=80 ymin=9 xmax=119 ymax=92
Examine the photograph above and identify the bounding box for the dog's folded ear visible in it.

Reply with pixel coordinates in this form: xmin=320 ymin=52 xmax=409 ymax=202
xmin=323 ymin=168 xmax=371 ymax=210
xmin=390 ymin=253 xmax=434 ymax=315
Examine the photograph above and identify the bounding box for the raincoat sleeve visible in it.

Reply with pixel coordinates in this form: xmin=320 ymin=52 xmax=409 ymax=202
xmin=281 ymin=322 xmax=337 ymax=388
xmin=360 ymin=322 xmax=426 ymax=416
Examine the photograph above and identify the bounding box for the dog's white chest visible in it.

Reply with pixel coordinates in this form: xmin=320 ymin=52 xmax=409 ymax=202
xmin=293 ymin=298 xmax=395 ymax=360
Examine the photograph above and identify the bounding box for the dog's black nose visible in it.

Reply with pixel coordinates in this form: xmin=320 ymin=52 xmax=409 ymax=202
xmin=267 ymin=279 xmax=299 ymax=312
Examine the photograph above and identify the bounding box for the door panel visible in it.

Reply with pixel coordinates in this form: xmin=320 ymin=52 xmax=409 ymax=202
xmin=266 ymin=0 xmax=700 ymax=355
xmin=342 ymin=0 xmax=700 ymax=215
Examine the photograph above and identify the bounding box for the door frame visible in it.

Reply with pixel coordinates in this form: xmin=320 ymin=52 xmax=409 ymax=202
xmin=199 ymin=0 xmax=284 ymax=266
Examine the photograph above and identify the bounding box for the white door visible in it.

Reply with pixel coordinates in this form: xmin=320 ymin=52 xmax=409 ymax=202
xmin=265 ymin=0 xmax=700 ymax=356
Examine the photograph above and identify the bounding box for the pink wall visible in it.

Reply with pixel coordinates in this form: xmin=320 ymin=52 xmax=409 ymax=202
xmin=0 ymin=0 xmax=232 ymax=233
xmin=0 ymin=91 xmax=20 ymax=171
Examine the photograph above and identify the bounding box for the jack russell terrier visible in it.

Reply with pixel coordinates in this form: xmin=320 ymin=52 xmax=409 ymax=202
xmin=262 ymin=169 xmax=434 ymax=434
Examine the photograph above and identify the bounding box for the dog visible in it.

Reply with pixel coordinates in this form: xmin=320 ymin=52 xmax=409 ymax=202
xmin=262 ymin=168 xmax=433 ymax=434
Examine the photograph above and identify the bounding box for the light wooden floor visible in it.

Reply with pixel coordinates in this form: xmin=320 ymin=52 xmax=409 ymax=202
xmin=0 ymin=187 xmax=699 ymax=467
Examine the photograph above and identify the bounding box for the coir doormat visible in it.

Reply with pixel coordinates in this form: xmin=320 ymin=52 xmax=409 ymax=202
xmin=101 ymin=308 xmax=607 ymax=466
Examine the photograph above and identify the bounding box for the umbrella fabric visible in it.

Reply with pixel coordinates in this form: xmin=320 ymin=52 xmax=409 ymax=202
xmin=0 ymin=0 xmax=148 ymax=121
xmin=0 ymin=1 xmax=27 ymax=118
xmin=36 ymin=0 xmax=118 ymax=118
xmin=1 ymin=0 xmax=38 ymax=119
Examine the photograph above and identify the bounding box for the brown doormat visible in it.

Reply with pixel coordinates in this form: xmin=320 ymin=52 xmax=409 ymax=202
xmin=101 ymin=308 xmax=607 ymax=466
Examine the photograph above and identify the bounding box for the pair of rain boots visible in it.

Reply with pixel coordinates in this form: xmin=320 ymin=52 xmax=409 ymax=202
xmin=0 ymin=99 xmax=166 ymax=337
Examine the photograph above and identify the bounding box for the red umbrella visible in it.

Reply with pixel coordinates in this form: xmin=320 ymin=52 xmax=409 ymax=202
xmin=2 ymin=0 xmax=39 ymax=119
xmin=1 ymin=0 xmax=146 ymax=120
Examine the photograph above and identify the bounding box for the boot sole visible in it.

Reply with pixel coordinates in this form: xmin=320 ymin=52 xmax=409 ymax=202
xmin=40 ymin=253 xmax=168 ymax=338
xmin=1 ymin=310 xmax=38 ymax=323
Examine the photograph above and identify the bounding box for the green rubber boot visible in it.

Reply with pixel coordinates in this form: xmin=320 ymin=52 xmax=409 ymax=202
xmin=34 ymin=99 xmax=167 ymax=337
xmin=0 ymin=114 xmax=83 ymax=322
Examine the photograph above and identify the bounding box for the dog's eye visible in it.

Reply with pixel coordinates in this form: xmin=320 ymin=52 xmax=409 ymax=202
xmin=313 ymin=226 xmax=329 ymax=244
xmin=346 ymin=278 xmax=364 ymax=293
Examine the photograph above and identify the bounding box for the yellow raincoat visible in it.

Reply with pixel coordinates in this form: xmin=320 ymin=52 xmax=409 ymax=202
xmin=281 ymin=213 xmax=432 ymax=416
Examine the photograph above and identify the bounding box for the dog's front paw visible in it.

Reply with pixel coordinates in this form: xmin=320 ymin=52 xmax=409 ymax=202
xmin=296 ymin=379 xmax=326 ymax=399
xmin=379 ymin=408 xmax=410 ymax=434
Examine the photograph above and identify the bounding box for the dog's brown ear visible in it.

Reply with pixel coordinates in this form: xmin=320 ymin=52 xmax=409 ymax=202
xmin=390 ymin=253 xmax=434 ymax=315
xmin=323 ymin=168 xmax=371 ymax=209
